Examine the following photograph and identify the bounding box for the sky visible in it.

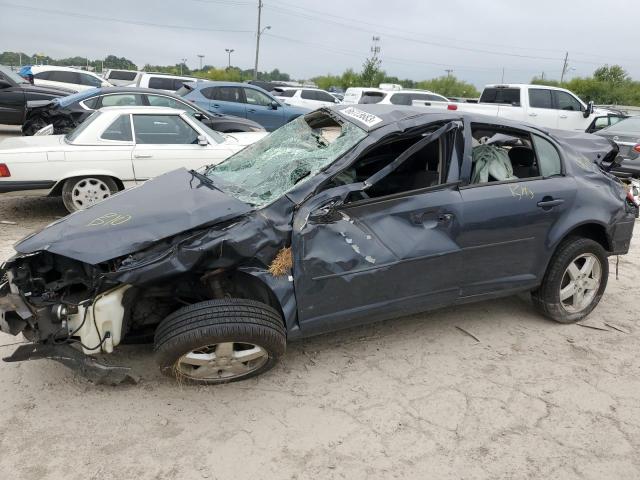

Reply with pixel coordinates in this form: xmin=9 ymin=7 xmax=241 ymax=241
xmin=1 ymin=0 xmax=638 ymax=88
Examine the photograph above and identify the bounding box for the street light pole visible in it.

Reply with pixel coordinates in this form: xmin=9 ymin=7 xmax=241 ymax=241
xmin=180 ymin=58 xmax=187 ymax=75
xmin=253 ymin=0 xmax=271 ymax=80
xmin=225 ymin=49 xmax=235 ymax=69
xmin=197 ymin=54 xmax=204 ymax=70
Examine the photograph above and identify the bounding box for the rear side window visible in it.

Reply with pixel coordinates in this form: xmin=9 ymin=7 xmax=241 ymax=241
xmin=529 ymin=89 xmax=553 ymax=109
xmin=108 ymin=70 xmax=137 ymax=81
xmin=147 ymin=94 xmax=194 ymax=112
xmin=34 ymin=71 xmax=51 ymax=80
xmin=101 ymin=114 xmax=133 ymax=142
xmin=480 ymin=88 xmax=521 ymax=106
xmin=274 ymin=89 xmax=295 ymax=97
xmin=315 ymin=91 xmax=338 ymax=102
xmin=100 ymin=94 xmax=143 ymax=107
xmin=148 ymin=77 xmax=177 ymax=90
xmin=204 ymin=86 xmax=244 ymax=103
xmin=301 ymin=90 xmax=316 ymax=100
xmin=532 ymin=135 xmax=562 ymax=177
xmin=390 ymin=93 xmax=446 ymax=105
xmin=175 ymin=85 xmax=194 ymax=97
xmin=48 ymin=71 xmax=80 ymax=84
xmin=359 ymin=91 xmax=384 ymax=104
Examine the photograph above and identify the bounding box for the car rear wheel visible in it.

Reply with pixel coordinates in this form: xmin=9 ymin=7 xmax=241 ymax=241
xmin=532 ymin=238 xmax=608 ymax=323
xmin=61 ymin=176 xmax=118 ymax=212
xmin=154 ymin=299 xmax=286 ymax=384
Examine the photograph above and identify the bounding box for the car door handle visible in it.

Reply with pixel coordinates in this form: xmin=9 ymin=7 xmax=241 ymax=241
xmin=559 ymin=114 xmax=568 ymax=118
xmin=537 ymin=198 xmax=564 ymax=209
xmin=528 ymin=112 xmax=538 ymax=117
xmin=247 ymin=108 xmax=256 ymax=113
xmin=212 ymin=104 xmax=220 ymax=108
xmin=133 ymin=154 xmax=152 ymax=159
xmin=438 ymin=213 xmax=454 ymax=223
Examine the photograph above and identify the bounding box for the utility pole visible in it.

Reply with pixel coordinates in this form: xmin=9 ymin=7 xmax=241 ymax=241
xmin=445 ymin=69 xmax=453 ymax=78
xmin=197 ymin=54 xmax=204 ymax=70
xmin=501 ymin=67 xmax=505 ymax=83
xmin=180 ymin=58 xmax=187 ymax=75
xmin=225 ymin=49 xmax=235 ymax=69
xmin=254 ymin=0 xmax=263 ymax=80
xmin=560 ymin=52 xmax=569 ymax=83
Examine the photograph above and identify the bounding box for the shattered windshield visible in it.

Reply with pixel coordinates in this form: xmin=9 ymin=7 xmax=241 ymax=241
xmin=205 ymin=111 xmax=366 ymax=206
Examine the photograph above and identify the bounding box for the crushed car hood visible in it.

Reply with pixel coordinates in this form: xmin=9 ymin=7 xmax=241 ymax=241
xmin=15 ymin=168 xmax=252 ymax=265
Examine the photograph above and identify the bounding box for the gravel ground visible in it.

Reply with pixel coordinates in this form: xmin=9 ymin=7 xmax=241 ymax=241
xmin=1 ymin=125 xmax=639 ymax=479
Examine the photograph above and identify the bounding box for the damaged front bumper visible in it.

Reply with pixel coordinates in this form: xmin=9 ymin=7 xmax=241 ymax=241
xmin=1 ymin=270 xmax=136 ymax=384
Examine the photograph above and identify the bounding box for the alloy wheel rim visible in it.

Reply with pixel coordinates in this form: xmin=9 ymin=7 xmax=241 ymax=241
xmin=176 ymin=342 xmax=268 ymax=380
xmin=72 ymin=178 xmax=111 ymax=210
xmin=559 ymin=253 xmax=602 ymax=313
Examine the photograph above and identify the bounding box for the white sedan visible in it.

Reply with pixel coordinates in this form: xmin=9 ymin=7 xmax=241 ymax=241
xmin=0 ymin=106 xmax=267 ymax=212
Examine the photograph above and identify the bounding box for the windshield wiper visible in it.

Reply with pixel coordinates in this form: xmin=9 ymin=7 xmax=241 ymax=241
xmin=188 ymin=169 xmax=220 ymax=191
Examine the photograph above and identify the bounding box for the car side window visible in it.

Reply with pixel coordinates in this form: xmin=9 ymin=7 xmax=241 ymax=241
xmin=101 ymin=114 xmax=133 ymax=142
xmin=316 ymin=91 xmax=337 ymax=103
xmin=244 ymin=88 xmax=273 ymax=107
xmin=100 ymin=94 xmax=143 ymax=107
xmin=469 ymin=125 xmax=540 ymax=184
xmin=82 ymin=97 xmax=100 ymax=109
xmin=148 ymin=77 xmax=175 ymax=90
xmin=208 ymin=86 xmax=244 ymax=103
xmin=275 ymin=89 xmax=295 ymax=98
xmin=132 ymin=114 xmax=199 ymax=144
xmin=34 ymin=71 xmax=51 ymax=80
xmin=554 ymin=91 xmax=583 ymax=111
xmin=532 ymin=135 xmax=562 ymax=177
xmin=79 ymin=73 xmax=102 ymax=87
xmin=301 ymin=90 xmax=316 ymax=100
xmin=529 ymin=89 xmax=553 ymax=109
xmin=49 ymin=71 xmax=80 ymax=84
xmin=147 ymin=94 xmax=195 ymax=112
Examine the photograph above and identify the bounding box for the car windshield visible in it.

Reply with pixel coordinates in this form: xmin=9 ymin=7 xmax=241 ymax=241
xmin=601 ymin=116 xmax=640 ymax=134
xmin=205 ymin=111 xmax=366 ymax=206
xmin=0 ymin=65 xmax=28 ymax=84
xmin=54 ymin=88 xmax=101 ymax=108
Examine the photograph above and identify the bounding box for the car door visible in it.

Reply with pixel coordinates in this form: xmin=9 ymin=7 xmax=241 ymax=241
xmin=457 ymin=123 xmax=574 ymax=297
xmin=553 ymin=90 xmax=587 ymax=131
xmin=292 ymin=123 xmax=464 ymax=336
xmin=131 ymin=113 xmax=231 ymax=180
xmin=243 ymin=87 xmax=283 ymax=131
xmin=203 ymin=86 xmax=247 ymax=118
xmin=0 ymin=81 xmax=25 ymax=124
xmin=527 ymin=88 xmax=559 ymax=129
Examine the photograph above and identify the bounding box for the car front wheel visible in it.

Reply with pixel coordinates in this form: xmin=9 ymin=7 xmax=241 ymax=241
xmin=61 ymin=176 xmax=118 ymax=212
xmin=154 ymin=299 xmax=286 ymax=384
xmin=532 ymin=238 xmax=609 ymax=323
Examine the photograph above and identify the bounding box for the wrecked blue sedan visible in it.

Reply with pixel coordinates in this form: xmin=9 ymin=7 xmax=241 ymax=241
xmin=0 ymin=105 xmax=635 ymax=384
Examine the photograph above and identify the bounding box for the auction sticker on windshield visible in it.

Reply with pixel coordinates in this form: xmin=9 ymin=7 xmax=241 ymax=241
xmin=339 ymin=107 xmax=383 ymax=128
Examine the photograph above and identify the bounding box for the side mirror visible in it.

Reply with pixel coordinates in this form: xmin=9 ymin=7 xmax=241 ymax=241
xmin=193 ymin=112 xmax=205 ymax=120
xmin=584 ymin=100 xmax=594 ymax=118
xmin=270 ymin=100 xmax=279 ymax=110
xmin=0 ymin=80 xmax=11 ymax=89
xmin=101 ymin=81 xmax=111 ymax=88
xmin=197 ymin=135 xmax=208 ymax=146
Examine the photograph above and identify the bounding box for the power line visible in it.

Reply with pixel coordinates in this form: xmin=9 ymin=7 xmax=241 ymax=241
xmin=0 ymin=2 xmax=254 ymax=33
xmin=264 ymin=1 xmax=616 ymax=66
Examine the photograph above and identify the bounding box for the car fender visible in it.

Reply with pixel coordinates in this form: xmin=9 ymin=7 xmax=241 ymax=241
xmin=50 ymin=169 xmax=127 ymax=195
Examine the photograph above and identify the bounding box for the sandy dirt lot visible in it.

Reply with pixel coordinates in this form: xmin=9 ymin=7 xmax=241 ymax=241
xmin=1 ymin=125 xmax=639 ymax=479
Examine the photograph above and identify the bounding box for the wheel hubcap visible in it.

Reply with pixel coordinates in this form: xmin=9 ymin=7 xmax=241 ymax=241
xmin=176 ymin=342 xmax=268 ymax=380
xmin=559 ymin=253 xmax=602 ymax=313
xmin=71 ymin=178 xmax=111 ymax=210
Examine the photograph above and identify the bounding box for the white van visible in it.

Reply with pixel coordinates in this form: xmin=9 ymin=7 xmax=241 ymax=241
xmin=31 ymin=66 xmax=112 ymax=92
xmin=134 ymin=73 xmax=200 ymax=92
xmin=342 ymin=85 xmax=449 ymax=106
xmin=272 ymin=87 xmax=340 ymax=109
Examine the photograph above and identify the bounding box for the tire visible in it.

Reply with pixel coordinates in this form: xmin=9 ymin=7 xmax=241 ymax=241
xmin=61 ymin=176 xmax=119 ymax=212
xmin=154 ymin=299 xmax=286 ymax=385
xmin=531 ymin=237 xmax=609 ymax=323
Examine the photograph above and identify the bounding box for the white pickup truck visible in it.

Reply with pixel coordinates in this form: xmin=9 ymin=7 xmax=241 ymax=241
xmin=413 ymin=84 xmax=622 ymax=133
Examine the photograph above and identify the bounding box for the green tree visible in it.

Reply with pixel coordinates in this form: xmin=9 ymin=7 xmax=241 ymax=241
xmin=416 ymin=75 xmax=480 ymax=97
xmin=361 ymin=55 xmax=382 ymax=87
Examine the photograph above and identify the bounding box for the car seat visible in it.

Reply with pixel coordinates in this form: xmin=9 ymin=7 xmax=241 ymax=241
xmin=508 ymin=146 xmax=536 ymax=179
